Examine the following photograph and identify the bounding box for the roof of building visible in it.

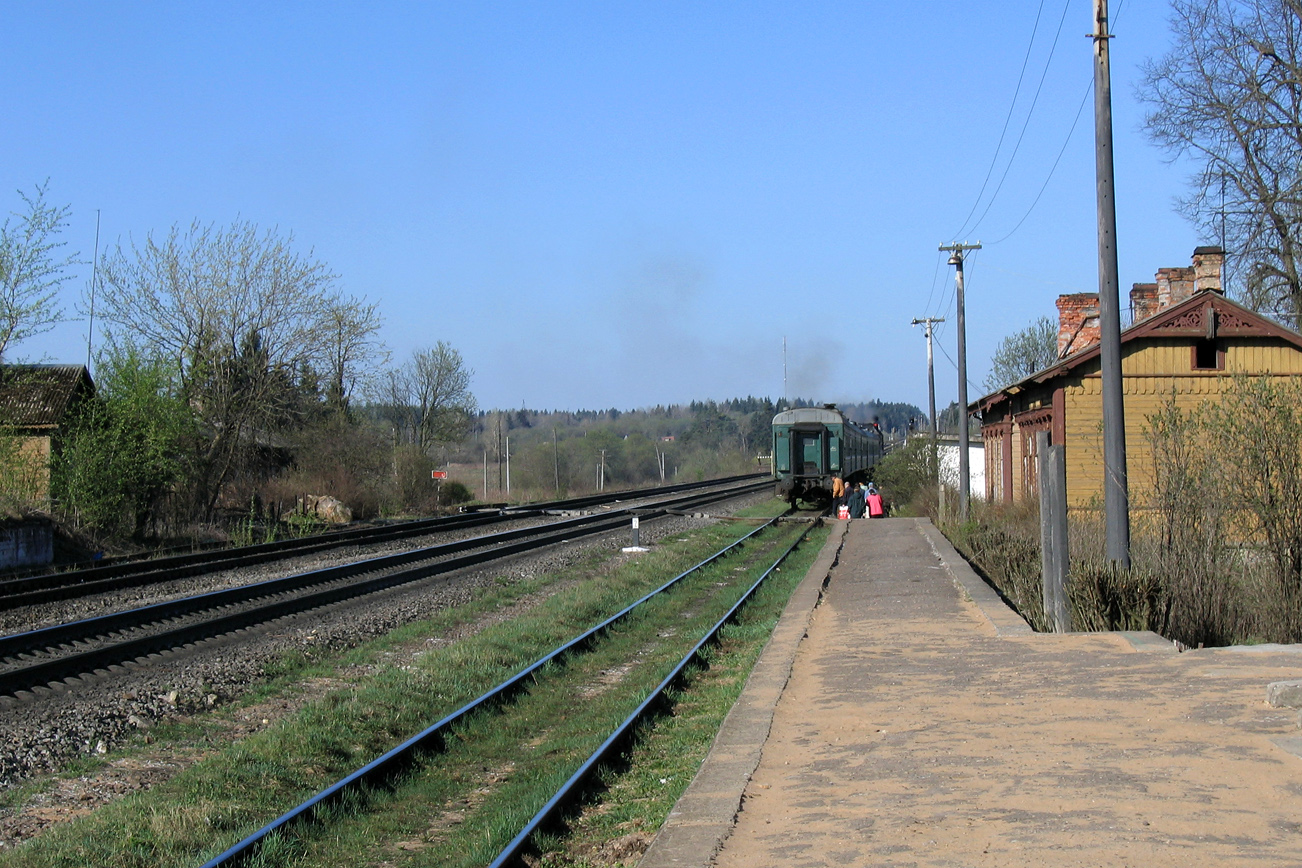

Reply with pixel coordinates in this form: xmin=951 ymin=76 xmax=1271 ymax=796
xmin=0 ymin=365 xmax=95 ymax=429
xmin=973 ymin=291 xmax=1302 ymax=414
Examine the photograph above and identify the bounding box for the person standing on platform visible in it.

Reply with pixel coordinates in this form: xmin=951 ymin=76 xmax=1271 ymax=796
xmin=866 ymin=484 xmax=885 ymax=518
xmin=848 ymin=482 xmax=866 ymax=519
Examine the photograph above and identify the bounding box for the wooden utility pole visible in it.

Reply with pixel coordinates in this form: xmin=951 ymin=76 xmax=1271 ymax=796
xmin=939 ymin=242 xmax=981 ymax=521
xmin=1092 ymin=0 xmax=1130 ymax=567
xmin=911 ymin=316 xmax=945 ymax=494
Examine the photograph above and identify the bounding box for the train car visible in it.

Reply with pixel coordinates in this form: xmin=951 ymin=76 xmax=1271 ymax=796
xmin=772 ymin=405 xmax=884 ymax=504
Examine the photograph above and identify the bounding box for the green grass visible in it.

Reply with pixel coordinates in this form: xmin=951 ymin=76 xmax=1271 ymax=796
xmin=0 ymin=501 xmax=806 ymax=868
xmin=532 ymin=521 xmax=829 ymax=867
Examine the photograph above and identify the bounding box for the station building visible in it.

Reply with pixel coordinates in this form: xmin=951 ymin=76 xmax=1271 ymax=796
xmin=973 ymin=247 xmax=1302 ymax=509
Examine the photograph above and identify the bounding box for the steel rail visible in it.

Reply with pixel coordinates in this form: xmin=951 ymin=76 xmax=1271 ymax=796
xmin=0 ymin=473 xmax=766 ymax=608
xmin=0 ymin=511 xmax=510 ymax=611
xmin=486 ymin=522 xmax=814 ymax=868
xmin=0 ymin=481 xmax=771 ymax=698
xmin=197 ymin=512 xmax=788 ymax=868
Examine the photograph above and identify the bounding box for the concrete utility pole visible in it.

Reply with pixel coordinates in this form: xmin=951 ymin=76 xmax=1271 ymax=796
xmin=911 ymin=316 xmax=945 ymax=494
xmin=939 ymin=242 xmax=981 ymax=521
xmin=1092 ymin=0 xmax=1130 ymax=567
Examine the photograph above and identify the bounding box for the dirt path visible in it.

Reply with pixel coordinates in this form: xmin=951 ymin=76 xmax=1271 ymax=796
xmin=708 ymin=518 xmax=1302 ymax=867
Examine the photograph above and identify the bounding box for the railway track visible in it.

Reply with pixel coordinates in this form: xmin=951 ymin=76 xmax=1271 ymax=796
xmin=0 ymin=478 xmax=771 ymax=700
xmin=198 ymin=508 xmax=817 ymax=868
xmin=0 ymin=473 xmax=764 ymax=611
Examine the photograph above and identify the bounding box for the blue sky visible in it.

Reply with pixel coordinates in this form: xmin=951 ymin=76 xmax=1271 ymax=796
xmin=3 ymin=1 xmax=1200 ymax=413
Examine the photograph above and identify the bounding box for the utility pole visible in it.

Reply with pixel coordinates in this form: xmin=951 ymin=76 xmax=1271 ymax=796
xmin=911 ymin=316 xmax=945 ymax=494
xmin=939 ymin=242 xmax=981 ymax=521
xmin=1092 ymin=0 xmax=1130 ymax=567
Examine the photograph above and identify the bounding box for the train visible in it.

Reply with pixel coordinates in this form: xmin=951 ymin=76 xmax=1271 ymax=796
xmin=771 ymin=405 xmax=885 ymax=504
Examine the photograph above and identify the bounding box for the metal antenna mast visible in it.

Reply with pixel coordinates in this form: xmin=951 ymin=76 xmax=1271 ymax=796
xmin=939 ymin=242 xmax=981 ymax=521
xmin=86 ymin=209 xmax=101 ymax=372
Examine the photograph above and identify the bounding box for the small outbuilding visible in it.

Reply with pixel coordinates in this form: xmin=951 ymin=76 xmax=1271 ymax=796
xmin=974 ymin=248 xmax=1302 ymax=509
xmin=0 ymin=364 xmax=95 ymax=505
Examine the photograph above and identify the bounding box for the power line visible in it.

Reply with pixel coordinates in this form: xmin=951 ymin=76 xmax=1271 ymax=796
xmin=989 ymin=76 xmax=1093 ymax=245
xmin=950 ymin=0 xmax=1049 ymax=241
xmin=966 ymin=0 xmax=1073 ymax=238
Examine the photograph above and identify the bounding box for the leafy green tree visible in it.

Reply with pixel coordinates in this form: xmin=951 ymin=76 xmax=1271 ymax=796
xmin=55 ymin=349 xmax=194 ymax=539
xmin=982 ymin=316 xmax=1058 ymax=394
xmin=0 ymin=181 xmax=77 ymax=362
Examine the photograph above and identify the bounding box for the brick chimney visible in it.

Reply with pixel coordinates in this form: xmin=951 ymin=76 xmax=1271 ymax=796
xmin=1130 ymin=282 xmax=1159 ymax=323
xmin=1192 ymin=246 xmax=1224 ymax=294
xmin=1156 ymin=266 xmax=1195 ymax=309
xmin=1056 ymin=293 xmax=1100 ymax=358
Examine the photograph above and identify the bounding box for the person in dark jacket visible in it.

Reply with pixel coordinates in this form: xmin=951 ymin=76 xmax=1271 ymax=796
xmin=848 ymin=482 xmax=866 ymax=518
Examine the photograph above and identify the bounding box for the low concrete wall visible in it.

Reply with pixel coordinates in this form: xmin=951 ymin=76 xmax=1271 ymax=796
xmin=0 ymin=520 xmax=53 ymax=569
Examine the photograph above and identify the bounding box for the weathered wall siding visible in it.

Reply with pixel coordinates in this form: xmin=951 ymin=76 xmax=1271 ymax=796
xmin=1062 ymin=374 xmax=1257 ymax=508
xmin=1 ymin=435 xmax=53 ymax=503
xmin=0 ymin=521 xmax=52 ymax=568
xmin=1225 ymin=340 xmax=1302 ymax=373
xmin=1122 ymin=338 xmax=1302 ymax=376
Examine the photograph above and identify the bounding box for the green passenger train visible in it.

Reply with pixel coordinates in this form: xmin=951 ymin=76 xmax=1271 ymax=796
xmin=771 ymin=405 xmax=885 ymax=504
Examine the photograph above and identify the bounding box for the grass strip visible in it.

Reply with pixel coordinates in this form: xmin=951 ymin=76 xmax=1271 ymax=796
xmin=532 ymin=521 xmax=829 ymax=867
xmin=0 ymin=504 xmax=796 ymax=868
xmin=236 ymin=522 xmax=816 ymax=868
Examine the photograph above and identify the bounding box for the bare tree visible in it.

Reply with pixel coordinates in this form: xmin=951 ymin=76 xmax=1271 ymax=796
xmin=380 ymin=342 xmax=476 ymax=450
xmin=321 ymin=296 xmax=386 ymax=418
xmin=0 ymin=181 xmax=77 ymax=362
xmin=1140 ymin=0 xmax=1302 ymax=323
xmin=982 ymin=316 xmax=1058 ymax=393
xmin=97 ymin=220 xmax=369 ymax=514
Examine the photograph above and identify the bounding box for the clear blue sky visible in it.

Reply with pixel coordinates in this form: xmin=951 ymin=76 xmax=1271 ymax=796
xmin=3 ymin=1 xmax=1199 ymax=414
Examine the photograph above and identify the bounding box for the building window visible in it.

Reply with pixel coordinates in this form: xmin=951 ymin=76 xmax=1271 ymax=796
xmin=1192 ymin=339 xmax=1223 ymax=370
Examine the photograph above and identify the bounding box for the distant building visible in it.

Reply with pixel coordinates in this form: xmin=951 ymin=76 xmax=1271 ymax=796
xmin=933 ymin=434 xmax=985 ymax=501
xmin=0 ymin=365 xmax=95 ymax=505
xmin=974 ymin=247 xmax=1302 ymax=508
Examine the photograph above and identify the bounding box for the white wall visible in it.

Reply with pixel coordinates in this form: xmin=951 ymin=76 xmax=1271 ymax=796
xmin=938 ymin=443 xmax=985 ymax=501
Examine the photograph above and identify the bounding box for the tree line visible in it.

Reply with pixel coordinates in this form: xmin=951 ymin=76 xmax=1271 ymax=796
xmin=1 ymin=185 xmax=923 ymax=547
xmin=0 ymin=188 xmax=477 ymax=545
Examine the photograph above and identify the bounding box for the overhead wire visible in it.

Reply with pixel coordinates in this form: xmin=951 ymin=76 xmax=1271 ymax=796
xmin=965 ymin=0 xmax=1073 ymax=238
xmin=988 ymin=77 xmax=1093 ymax=245
xmin=986 ymin=0 xmax=1128 ymax=245
xmin=949 ymin=0 xmax=1049 ymax=242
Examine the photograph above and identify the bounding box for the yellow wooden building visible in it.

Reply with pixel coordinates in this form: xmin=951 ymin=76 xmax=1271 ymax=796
xmin=974 ymin=248 xmax=1302 ymax=509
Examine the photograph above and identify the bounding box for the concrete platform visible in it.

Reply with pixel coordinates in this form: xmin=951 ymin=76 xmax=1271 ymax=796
xmin=641 ymin=517 xmax=1302 ymax=868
